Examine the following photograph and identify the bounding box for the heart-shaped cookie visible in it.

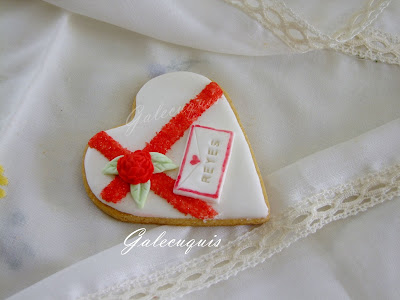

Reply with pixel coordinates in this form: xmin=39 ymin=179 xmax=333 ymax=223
xmin=83 ymin=72 xmax=269 ymax=226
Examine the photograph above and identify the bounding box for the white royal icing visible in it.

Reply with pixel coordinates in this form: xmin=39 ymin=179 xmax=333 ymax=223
xmin=84 ymin=72 xmax=269 ymax=219
xmin=173 ymin=125 xmax=234 ymax=204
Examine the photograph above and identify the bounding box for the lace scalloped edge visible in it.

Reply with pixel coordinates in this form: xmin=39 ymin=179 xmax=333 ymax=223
xmin=79 ymin=163 xmax=400 ymax=300
xmin=331 ymin=0 xmax=391 ymax=41
xmin=333 ymin=27 xmax=400 ymax=65
xmin=223 ymin=0 xmax=400 ymax=65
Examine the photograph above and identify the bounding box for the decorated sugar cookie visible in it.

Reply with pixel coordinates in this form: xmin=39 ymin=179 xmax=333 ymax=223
xmin=82 ymin=72 xmax=269 ymax=226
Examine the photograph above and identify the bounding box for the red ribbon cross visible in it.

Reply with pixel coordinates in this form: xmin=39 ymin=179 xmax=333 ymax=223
xmin=88 ymin=82 xmax=223 ymax=219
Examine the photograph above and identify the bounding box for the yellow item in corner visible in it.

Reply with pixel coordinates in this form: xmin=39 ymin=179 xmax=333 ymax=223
xmin=0 ymin=165 xmax=8 ymax=198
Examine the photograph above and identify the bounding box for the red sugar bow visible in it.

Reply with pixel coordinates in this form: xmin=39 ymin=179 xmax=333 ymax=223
xmin=117 ymin=151 xmax=154 ymax=185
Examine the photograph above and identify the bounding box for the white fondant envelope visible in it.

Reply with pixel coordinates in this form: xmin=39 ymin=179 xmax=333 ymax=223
xmin=173 ymin=125 xmax=234 ymax=203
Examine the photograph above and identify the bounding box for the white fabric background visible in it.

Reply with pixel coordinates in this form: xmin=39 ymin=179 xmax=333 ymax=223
xmin=1 ymin=0 xmax=399 ymax=299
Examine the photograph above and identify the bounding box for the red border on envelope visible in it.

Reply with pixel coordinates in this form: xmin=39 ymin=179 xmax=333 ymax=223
xmin=174 ymin=124 xmax=234 ymax=199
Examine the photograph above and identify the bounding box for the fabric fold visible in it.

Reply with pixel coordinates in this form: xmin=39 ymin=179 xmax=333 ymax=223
xmin=1 ymin=1 xmax=400 ymax=298
xmin=8 ymin=118 xmax=400 ymax=300
xmin=41 ymin=0 xmax=399 ymax=57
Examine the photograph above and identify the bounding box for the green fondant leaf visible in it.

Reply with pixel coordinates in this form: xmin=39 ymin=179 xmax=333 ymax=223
xmin=102 ymin=155 xmax=123 ymax=175
xmin=130 ymin=180 xmax=150 ymax=209
xmin=150 ymin=152 xmax=178 ymax=173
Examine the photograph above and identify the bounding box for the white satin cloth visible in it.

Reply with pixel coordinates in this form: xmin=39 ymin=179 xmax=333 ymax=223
xmin=1 ymin=0 xmax=399 ymax=299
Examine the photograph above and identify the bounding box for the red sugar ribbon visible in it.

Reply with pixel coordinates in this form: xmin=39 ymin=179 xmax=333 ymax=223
xmin=88 ymin=82 xmax=222 ymax=219
xmin=88 ymin=131 xmax=130 ymax=160
xmin=143 ymin=81 xmax=223 ymax=154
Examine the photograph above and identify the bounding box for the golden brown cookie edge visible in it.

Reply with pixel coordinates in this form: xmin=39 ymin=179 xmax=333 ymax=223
xmin=81 ymin=83 xmax=270 ymax=226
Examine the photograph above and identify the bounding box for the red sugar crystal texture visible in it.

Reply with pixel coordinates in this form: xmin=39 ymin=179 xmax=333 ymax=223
xmin=151 ymin=173 xmax=218 ymax=219
xmin=143 ymin=82 xmax=223 ymax=154
xmin=88 ymin=82 xmax=223 ymax=219
xmin=100 ymin=176 xmax=130 ymax=203
xmin=88 ymin=131 xmax=130 ymax=160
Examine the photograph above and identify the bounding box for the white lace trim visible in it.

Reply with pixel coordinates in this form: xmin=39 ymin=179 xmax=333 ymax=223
xmin=224 ymin=0 xmax=400 ymax=65
xmin=225 ymin=0 xmax=332 ymax=52
xmin=80 ymin=164 xmax=400 ymax=300
xmin=333 ymin=0 xmax=391 ymax=41
xmin=333 ymin=27 xmax=400 ymax=65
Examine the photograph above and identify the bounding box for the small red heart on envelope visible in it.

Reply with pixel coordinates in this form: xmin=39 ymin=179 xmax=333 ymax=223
xmin=190 ymin=155 xmax=200 ymax=165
